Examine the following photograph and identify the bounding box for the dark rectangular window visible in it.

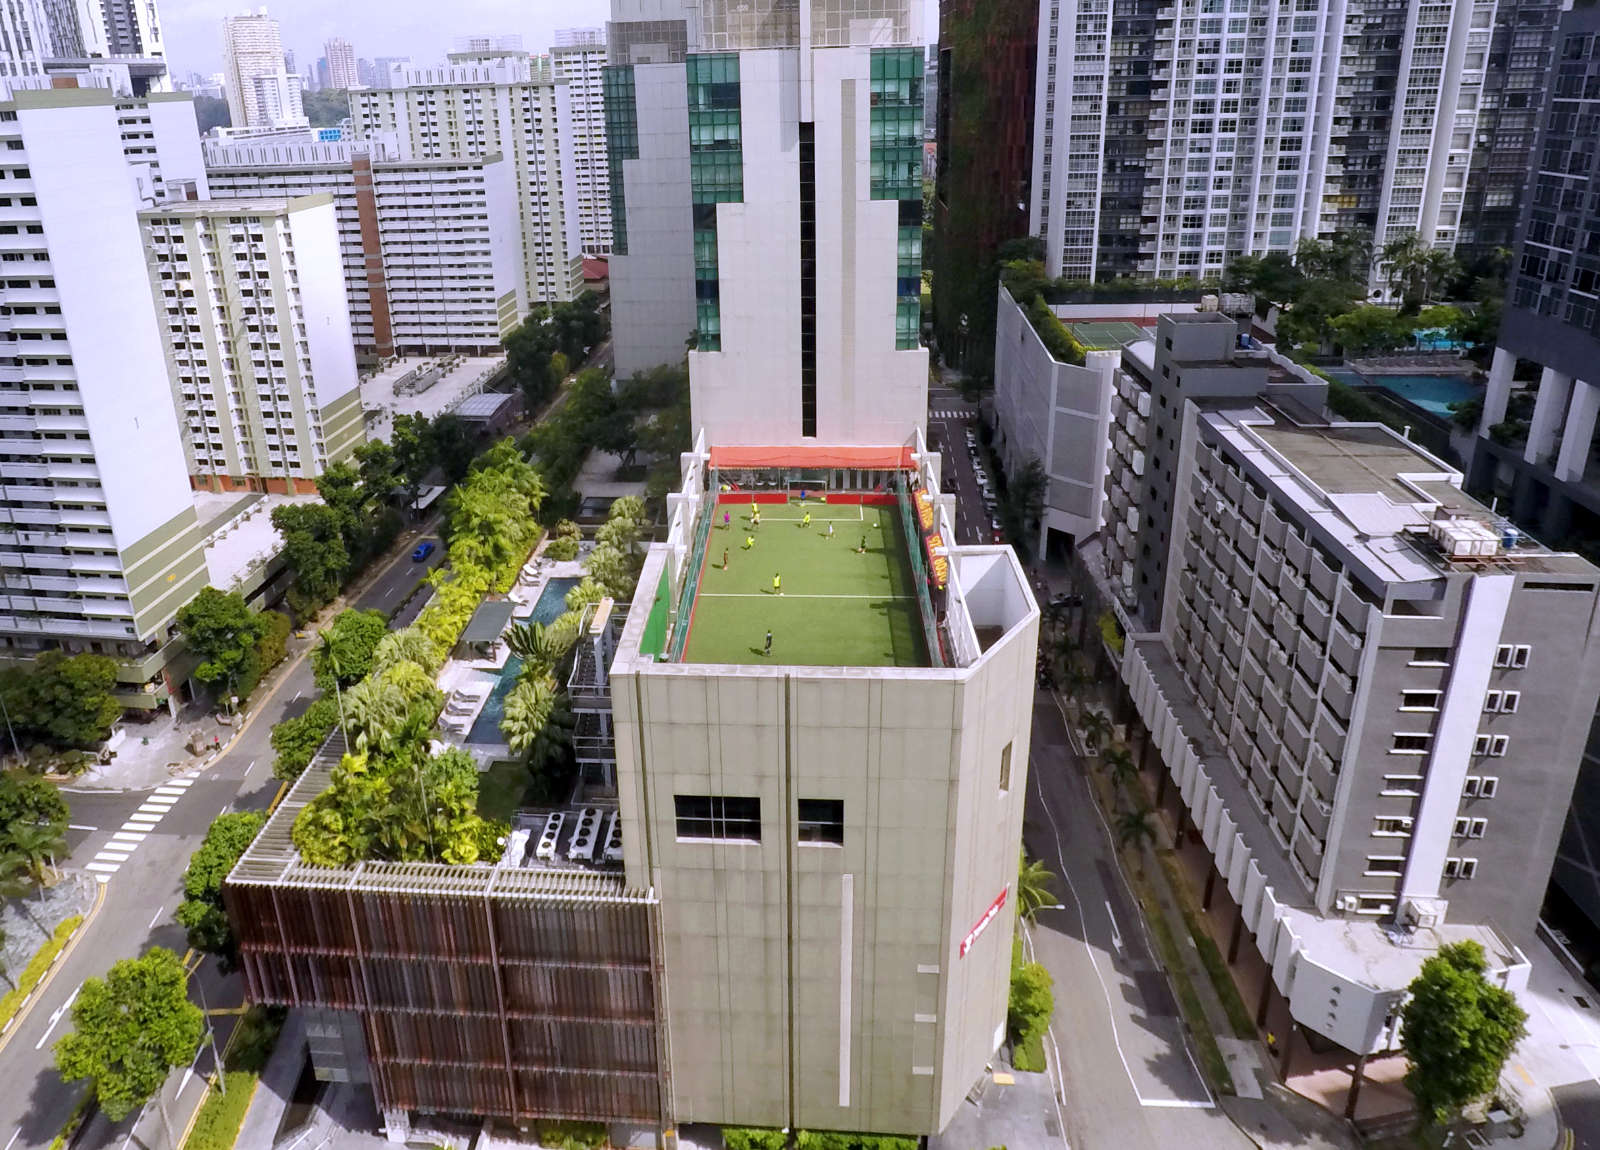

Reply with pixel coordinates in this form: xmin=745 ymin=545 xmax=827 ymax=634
xmin=799 ymin=120 xmax=816 ymax=437
xmin=798 ymin=799 xmax=843 ymax=845
xmin=674 ymin=795 xmax=761 ymax=842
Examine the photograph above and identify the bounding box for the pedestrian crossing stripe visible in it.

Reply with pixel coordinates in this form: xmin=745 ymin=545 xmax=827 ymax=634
xmin=86 ymin=776 xmax=195 ymax=879
xmin=930 ymin=409 xmax=971 ymax=419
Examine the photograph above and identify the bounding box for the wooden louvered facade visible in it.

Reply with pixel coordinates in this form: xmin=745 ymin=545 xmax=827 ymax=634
xmin=224 ymin=737 xmax=669 ymax=1126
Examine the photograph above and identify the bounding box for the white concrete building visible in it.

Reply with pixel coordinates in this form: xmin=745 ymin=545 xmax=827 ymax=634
xmin=139 ymin=196 xmax=364 ymax=493
xmin=323 ymin=36 xmax=357 ymax=90
xmin=607 ymin=1 xmax=928 ymax=434
xmin=248 ymin=69 xmax=305 ymax=127
xmin=349 ymin=52 xmax=584 ymax=308
xmin=552 ymin=28 xmax=611 ymax=256
xmin=991 ymin=285 xmax=1119 ymax=554
xmin=0 ymin=87 xmax=213 ymax=703
xmin=0 ymin=0 xmax=171 ymax=93
xmin=222 ymin=8 xmax=291 ymax=128
xmin=203 ymin=137 xmax=525 ymax=358
xmin=1028 ymin=0 xmax=1528 ymax=289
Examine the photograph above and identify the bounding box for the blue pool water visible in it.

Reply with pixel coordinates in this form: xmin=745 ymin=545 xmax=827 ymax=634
xmin=1364 ymin=374 xmax=1481 ymax=417
xmin=464 ymin=577 xmax=582 ymax=744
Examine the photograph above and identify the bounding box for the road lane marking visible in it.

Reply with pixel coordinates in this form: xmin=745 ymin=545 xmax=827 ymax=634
xmin=148 ymin=905 xmax=165 ymax=930
xmin=141 ymin=798 xmax=178 ymax=809
xmin=6 ymin=1127 xmax=20 ymax=1150
xmin=94 ymin=850 xmax=132 ymax=862
xmin=155 ymin=784 xmax=186 ymax=794
xmin=67 ymin=824 xmax=96 ymax=832
xmin=1105 ymin=900 xmax=1124 ymax=953
xmin=86 ymin=861 xmax=121 ymax=872
xmin=111 ymin=832 xmax=147 ymax=843
xmin=170 ymin=777 xmax=195 ymax=787
xmin=35 ymin=984 xmax=80 ymax=1048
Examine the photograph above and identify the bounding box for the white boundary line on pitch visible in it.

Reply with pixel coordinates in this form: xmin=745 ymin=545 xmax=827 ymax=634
xmin=696 ymin=593 xmax=918 ymax=599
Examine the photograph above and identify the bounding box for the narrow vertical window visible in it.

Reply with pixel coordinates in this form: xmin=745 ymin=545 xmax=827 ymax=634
xmin=799 ymin=120 xmax=816 ymax=436
xmin=999 ymin=741 xmax=1013 ymax=793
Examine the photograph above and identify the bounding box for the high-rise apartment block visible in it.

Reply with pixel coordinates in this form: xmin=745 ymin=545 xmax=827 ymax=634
xmin=0 ymin=86 xmax=213 ymax=698
xmin=1023 ymin=0 xmax=1558 ymax=287
xmin=223 ymin=9 xmax=296 ymax=128
xmin=1092 ymin=311 xmax=1599 ymax=1065
xmin=350 ymin=53 xmax=584 ymax=307
xmin=324 ymin=37 xmax=357 ymax=90
xmin=248 ymin=69 xmax=304 ymax=126
xmin=552 ymin=28 xmax=612 ymax=256
xmin=203 ymin=138 xmax=526 ymax=358
xmin=0 ymin=0 xmax=171 ymax=93
xmin=138 ymin=197 xmax=364 ymax=493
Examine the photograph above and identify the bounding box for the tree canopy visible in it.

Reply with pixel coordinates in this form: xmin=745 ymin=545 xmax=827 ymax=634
xmin=1402 ymin=940 xmax=1528 ymax=1125
xmin=313 ymin=609 xmax=390 ymax=689
xmin=176 ymin=811 xmax=266 ymax=967
xmin=176 ymin=587 xmax=269 ymax=700
xmin=55 ymin=948 xmax=204 ymax=1121
xmin=0 ymin=651 xmax=122 ymax=750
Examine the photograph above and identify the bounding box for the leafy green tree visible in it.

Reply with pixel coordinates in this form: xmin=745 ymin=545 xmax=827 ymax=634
xmin=505 ymin=621 xmax=577 ymax=680
xmin=1016 ymin=852 xmax=1056 ymax=923
xmin=1328 ymin=305 xmax=1411 ymax=356
xmin=1383 ymin=232 xmax=1460 ymax=313
xmin=3 ymin=821 xmax=63 ymax=883
xmin=501 ymin=675 xmax=557 ymax=756
xmin=1224 ymin=251 xmax=1302 ymax=313
xmin=176 ymin=587 xmax=269 ymax=701
xmin=342 ymin=674 xmax=410 ymax=754
xmin=312 ymin=609 xmax=389 ymax=689
xmin=257 ymin=610 xmax=291 ymax=676
xmin=1008 ymin=958 xmax=1055 ymax=1048
xmin=372 ymin=627 xmax=441 ymax=677
xmin=391 ymin=412 xmax=437 ymax=512
xmin=301 ymin=88 xmax=350 ymax=128
xmin=0 ymin=769 xmax=68 ymax=835
xmin=1403 ymin=940 xmax=1529 ymax=1125
xmin=1294 ymin=229 xmax=1372 ymax=284
xmin=271 ymin=501 xmax=350 ymax=614
xmin=270 ymin=695 xmax=342 ymax=781
xmin=355 ymin=439 xmax=400 ymax=507
xmin=175 ymin=811 xmax=266 ymax=967
xmin=0 ymin=651 xmax=123 ymax=749
xmin=1276 ymin=277 xmax=1363 ymax=351
xmin=432 ymin=414 xmax=477 ymax=484
xmin=192 ymin=94 xmax=229 ymax=134
xmin=1417 ymin=304 xmax=1466 ymax=336
xmin=55 ymin=948 xmax=204 ymax=1122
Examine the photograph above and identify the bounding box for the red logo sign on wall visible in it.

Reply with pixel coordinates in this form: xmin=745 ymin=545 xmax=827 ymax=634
xmin=960 ymin=885 xmax=1009 ymax=957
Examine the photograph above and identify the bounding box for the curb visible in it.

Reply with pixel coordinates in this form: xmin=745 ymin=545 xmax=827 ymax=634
xmin=0 ymin=876 xmax=107 ymax=1058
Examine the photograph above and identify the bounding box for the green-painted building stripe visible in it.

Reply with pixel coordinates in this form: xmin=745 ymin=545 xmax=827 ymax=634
xmin=120 ymin=505 xmax=202 ymax=572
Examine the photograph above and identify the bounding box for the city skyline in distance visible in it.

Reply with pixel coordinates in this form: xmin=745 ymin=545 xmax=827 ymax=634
xmin=164 ymin=0 xmax=941 ymax=80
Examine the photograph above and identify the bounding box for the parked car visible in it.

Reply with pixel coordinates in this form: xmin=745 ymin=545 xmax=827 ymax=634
xmin=411 ymin=541 xmax=436 ymax=562
xmin=991 ymin=517 xmax=1005 ymax=542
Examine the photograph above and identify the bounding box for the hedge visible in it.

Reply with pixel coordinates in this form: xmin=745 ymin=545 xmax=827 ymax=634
xmin=0 ymin=914 xmax=82 ymax=1029
xmin=182 ymin=1071 xmax=256 ymax=1150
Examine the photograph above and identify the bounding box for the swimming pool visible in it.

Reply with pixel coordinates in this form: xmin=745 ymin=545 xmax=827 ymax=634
xmin=465 ymin=577 xmax=582 ymax=744
xmin=1363 ymin=375 xmax=1481 ymax=417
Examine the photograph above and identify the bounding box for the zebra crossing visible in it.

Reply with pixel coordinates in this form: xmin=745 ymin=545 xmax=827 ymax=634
xmin=929 ymin=409 xmax=972 ymax=420
xmin=84 ymin=777 xmax=196 ymax=883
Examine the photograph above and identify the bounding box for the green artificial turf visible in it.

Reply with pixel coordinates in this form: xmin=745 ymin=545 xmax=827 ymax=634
xmin=684 ymin=500 xmax=927 ymax=667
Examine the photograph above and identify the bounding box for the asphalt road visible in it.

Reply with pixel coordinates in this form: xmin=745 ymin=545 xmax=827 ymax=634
xmin=0 ymin=529 xmax=441 ymax=1150
xmin=924 ymin=398 xmax=993 ymax=545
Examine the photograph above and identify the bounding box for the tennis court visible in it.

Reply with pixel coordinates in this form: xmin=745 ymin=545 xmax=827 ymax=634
xmin=683 ymin=498 xmax=928 ymax=667
xmin=1066 ymin=320 xmax=1150 ymax=350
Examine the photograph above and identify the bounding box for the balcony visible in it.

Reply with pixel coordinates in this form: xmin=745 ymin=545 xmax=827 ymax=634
xmin=1334 ymin=582 xmax=1369 ymax=635
xmin=1241 ymin=486 xmax=1264 ymax=525
xmin=1322 ymin=670 xmax=1354 ymax=723
xmin=1312 ymin=709 xmax=1346 ymax=763
xmin=1300 ymin=795 xmax=1332 ymax=839
xmin=1309 ymin=551 xmax=1339 ymax=602
xmin=1328 ymin=623 xmax=1362 ymax=677
xmin=1301 ymin=592 xmax=1331 ymax=645
xmin=1295 ymin=632 xmax=1324 ymax=683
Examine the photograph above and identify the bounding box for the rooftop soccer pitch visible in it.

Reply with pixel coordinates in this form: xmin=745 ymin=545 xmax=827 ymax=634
xmin=682 ymin=499 xmax=930 ymax=667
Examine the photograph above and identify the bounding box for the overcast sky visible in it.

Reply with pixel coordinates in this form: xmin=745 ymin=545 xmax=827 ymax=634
xmin=165 ymin=0 xmax=941 ymax=79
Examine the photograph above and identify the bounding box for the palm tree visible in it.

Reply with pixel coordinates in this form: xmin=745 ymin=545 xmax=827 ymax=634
xmin=5 ymin=821 xmax=62 ymax=884
xmin=1115 ymin=809 xmax=1156 ymax=871
xmin=343 ymin=675 xmax=409 ymax=754
xmin=504 ymin=621 xmax=576 ymax=679
xmin=501 ymin=675 xmax=557 ymax=756
xmin=1382 ymin=233 xmax=1460 ymax=312
xmin=1016 ymin=851 xmax=1057 ymax=923
xmin=372 ymin=628 xmax=440 ymax=676
xmin=1103 ymin=746 xmax=1138 ymax=808
xmin=1080 ymin=710 xmax=1113 ymax=753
